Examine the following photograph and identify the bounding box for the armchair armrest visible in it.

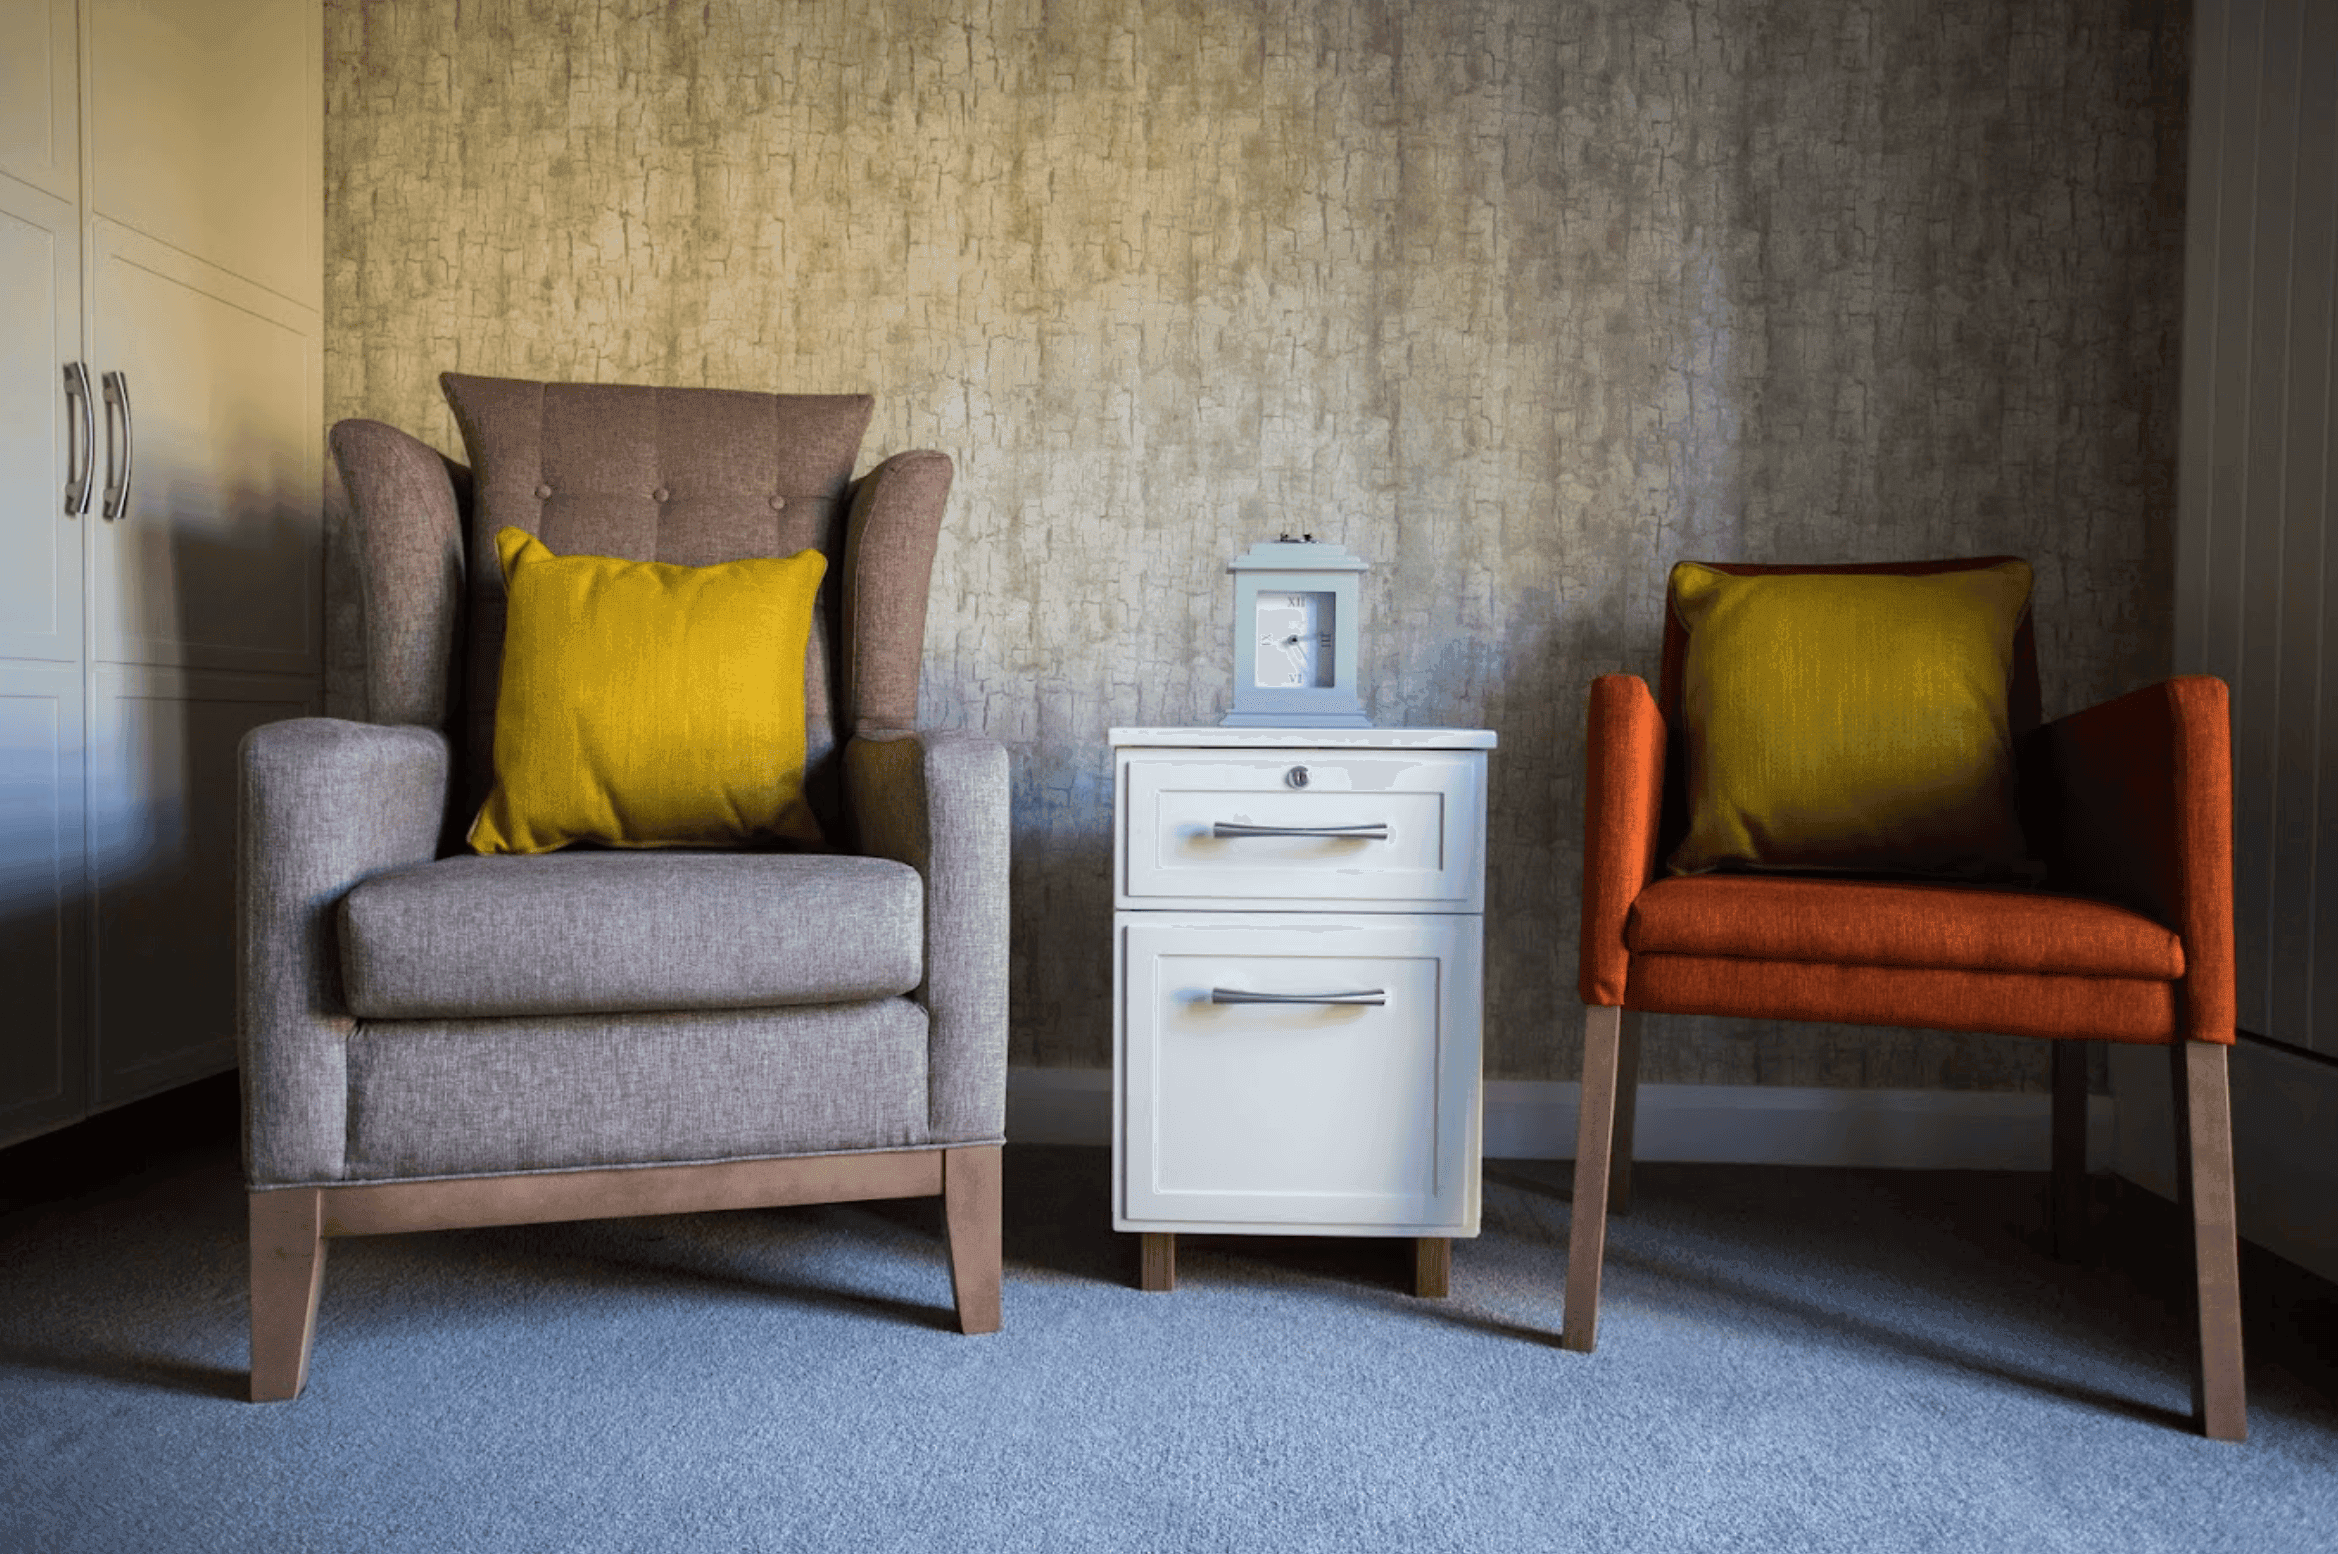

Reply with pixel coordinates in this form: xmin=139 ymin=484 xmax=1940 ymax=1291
xmin=239 ymin=719 xmax=453 ymax=1185
xmin=2024 ymin=675 xmax=2234 ymax=1043
xmin=1579 ymin=674 xmax=1668 ymax=1006
xmin=846 ymin=730 xmax=1010 ymax=1143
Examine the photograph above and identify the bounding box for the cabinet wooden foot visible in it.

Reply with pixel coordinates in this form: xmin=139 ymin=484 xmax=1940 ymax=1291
xmin=1140 ymin=1232 xmax=1176 ymax=1291
xmin=1413 ymin=1236 xmax=1450 ymax=1298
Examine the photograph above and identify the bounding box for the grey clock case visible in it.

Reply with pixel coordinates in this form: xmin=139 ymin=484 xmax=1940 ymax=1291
xmin=1223 ymin=540 xmax=1372 ymax=728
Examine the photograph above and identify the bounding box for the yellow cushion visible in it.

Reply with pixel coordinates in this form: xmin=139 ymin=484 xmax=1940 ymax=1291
xmin=1667 ymin=560 xmax=2034 ymax=878
xmin=469 ymin=528 xmax=828 ymax=855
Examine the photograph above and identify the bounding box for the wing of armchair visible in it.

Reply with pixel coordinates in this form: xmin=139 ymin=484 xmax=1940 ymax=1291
xmin=240 ymin=379 xmax=1008 ymax=1402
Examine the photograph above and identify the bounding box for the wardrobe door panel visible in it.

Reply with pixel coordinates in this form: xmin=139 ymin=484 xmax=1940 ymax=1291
xmin=0 ymin=659 xmax=86 ymax=1145
xmin=87 ymin=0 xmax=319 ymax=310
xmin=0 ymin=178 xmax=84 ymax=665
xmin=88 ymin=665 xmax=313 ymax=1108
xmin=0 ymin=0 xmax=79 ymax=204
xmin=88 ymin=224 xmax=322 ymax=676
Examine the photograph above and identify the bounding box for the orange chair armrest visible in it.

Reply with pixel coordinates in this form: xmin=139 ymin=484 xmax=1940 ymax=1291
xmin=1579 ymin=674 xmax=1667 ymax=1006
xmin=2027 ymin=675 xmax=2234 ymax=1043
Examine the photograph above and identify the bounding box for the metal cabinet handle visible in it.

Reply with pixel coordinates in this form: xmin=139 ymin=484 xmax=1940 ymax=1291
xmin=1210 ymin=987 xmax=1387 ymax=1006
xmin=1211 ymin=822 xmax=1389 ymax=840
xmin=101 ymin=370 xmax=133 ymax=521
xmin=63 ymin=362 xmax=94 ymax=515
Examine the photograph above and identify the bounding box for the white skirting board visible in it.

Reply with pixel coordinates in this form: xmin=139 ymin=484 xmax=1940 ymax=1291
xmin=1007 ymin=1068 xmax=2114 ymax=1172
xmin=2108 ymin=1036 xmax=2338 ymax=1288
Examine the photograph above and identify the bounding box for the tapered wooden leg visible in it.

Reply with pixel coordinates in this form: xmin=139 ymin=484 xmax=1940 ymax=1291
xmin=2051 ymin=1041 xmax=2090 ymax=1261
xmin=1608 ymin=1011 xmax=1643 ymax=1216
xmin=249 ymin=1189 xmax=326 ymax=1402
xmin=1413 ymin=1237 xmax=1450 ymax=1298
xmin=1564 ymin=1004 xmax=1624 ymax=1352
xmin=2172 ymin=1040 xmax=2246 ymax=1441
xmin=1140 ymin=1233 xmax=1176 ymax=1292
xmin=941 ymin=1145 xmax=1002 ymax=1335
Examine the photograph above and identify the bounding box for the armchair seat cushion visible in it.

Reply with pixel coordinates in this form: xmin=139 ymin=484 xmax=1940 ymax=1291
xmin=340 ymin=851 xmax=924 ymax=1020
xmin=1625 ymin=874 xmax=2182 ymax=979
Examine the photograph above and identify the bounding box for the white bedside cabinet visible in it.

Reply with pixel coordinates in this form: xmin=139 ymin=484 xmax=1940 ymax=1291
xmin=1109 ymin=726 xmax=1496 ymax=1296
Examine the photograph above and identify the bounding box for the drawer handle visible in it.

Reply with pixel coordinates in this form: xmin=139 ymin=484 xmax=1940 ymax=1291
xmin=1210 ymin=822 xmax=1389 ymax=841
xmin=1210 ymin=987 xmax=1387 ymax=1006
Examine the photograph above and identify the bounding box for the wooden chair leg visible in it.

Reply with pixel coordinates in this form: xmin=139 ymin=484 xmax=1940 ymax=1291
xmin=249 ymin=1188 xmax=326 ymax=1403
xmin=1564 ymin=1003 xmax=1625 ymax=1352
xmin=941 ymin=1145 xmax=1002 ymax=1335
xmin=2051 ymin=1041 xmax=2089 ymax=1261
xmin=2172 ymin=1040 xmax=2247 ymax=1441
xmin=1608 ymin=1011 xmax=1643 ymax=1216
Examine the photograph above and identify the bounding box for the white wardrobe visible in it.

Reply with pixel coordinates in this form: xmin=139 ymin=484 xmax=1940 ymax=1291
xmin=1 ymin=0 xmax=322 ymax=1146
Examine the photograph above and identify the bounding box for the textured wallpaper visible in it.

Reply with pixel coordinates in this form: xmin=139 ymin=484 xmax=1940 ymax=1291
xmin=323 ymin=0 xmax=2188 ymax=1086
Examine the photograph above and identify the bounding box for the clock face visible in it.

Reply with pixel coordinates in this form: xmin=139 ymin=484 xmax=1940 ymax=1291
xmin=1254 ymin=591 xmax=1336 ymax=689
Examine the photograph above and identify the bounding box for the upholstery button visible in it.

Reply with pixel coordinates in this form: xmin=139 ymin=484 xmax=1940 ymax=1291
xmin=533 ymin=483 xmax=552 ymax=499
xmin=653 ymin=486 xmax=670 ymax=502
xmin=770 ymin=495 xmax=787 ymax=511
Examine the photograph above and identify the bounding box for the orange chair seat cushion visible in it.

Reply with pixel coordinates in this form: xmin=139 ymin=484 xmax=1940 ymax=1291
xmin=1624 ymin=874 xmax=2182 ymax=980
xmin=1623 ymin=955 xmax=2180 ymax=1044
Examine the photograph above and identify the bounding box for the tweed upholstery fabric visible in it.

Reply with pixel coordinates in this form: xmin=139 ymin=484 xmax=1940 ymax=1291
xmin=438 ymin=373 xmax=875 ymax=822
xmin=239 ymin=719 xmax=452 ymax=1186
xmin=1652 ymin=557 xmax=2044 ymax=870
xmin=2025 ymin=676 xmax=2236 ymax=1045
xmin=341 ymin=1000 xmax=931 ymax=1180
xmin=329 ymin=420 xmax=470 ymax=731
xmin=1663 ymin=561 xmax=2035 ymax=878
xmin=1657 ymin=557 xmax=2045 ymax=738
xmin=1625 ymin=876 xmax=2183 ymax=979
xmin=261 ymin=393 xmax=1000 ymax=1206
xmin=848 ymin=732 xmax=1010 ymax=1144
xmin=841 ymin=451 xmax=954 ymax=734
xmin=1579 ymin=673 xmax=1666 ymax=1006
xmin=1624 ymin=956 xmax=2180 ymax=1045
xmin=340 ymin=852 xmax=924 ymax=1019
xmin=1578 ymin=557 xmax=2234 ymax=1048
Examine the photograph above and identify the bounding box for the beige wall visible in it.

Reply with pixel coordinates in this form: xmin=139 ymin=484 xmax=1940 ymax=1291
xmin=324 ymin=0 xmax=2188 ymax=1086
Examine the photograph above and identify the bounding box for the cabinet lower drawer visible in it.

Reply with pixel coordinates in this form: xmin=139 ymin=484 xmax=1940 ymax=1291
xmin=1115 ymin=913 xmax=1482 ymax=1234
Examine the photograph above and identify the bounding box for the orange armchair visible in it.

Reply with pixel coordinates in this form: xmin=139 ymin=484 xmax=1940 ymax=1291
xmin=1566 ymin=559 xmax=2245 ymax=1442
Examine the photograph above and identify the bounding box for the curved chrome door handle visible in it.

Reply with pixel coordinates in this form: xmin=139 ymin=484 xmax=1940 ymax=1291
xmin=101 ymin=370 xmax=133 ymax=520
xmin=63 ymin=362 xmax=94 ymax=515
xmin=1210 ymin=987 xmax=1387 ymax=1006
xmin=1211 ymin=822 xmax=1390 ymax=841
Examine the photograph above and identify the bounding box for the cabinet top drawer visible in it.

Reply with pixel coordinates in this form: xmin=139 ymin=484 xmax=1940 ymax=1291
xmin=1116 ymin=747 xmax=1486 ymax=910
xmin=1112 ymin=726 xmax=1496 ymax=751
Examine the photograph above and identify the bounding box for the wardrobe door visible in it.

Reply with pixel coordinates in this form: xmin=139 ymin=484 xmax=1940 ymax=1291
xmin=0 ymin=18 xmax=89 ymax=1145
xmin=77 ymin=0 xmax=323 ymax=1110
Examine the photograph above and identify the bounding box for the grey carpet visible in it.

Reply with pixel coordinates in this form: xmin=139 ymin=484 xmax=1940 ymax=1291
xmin=3 ymin=1076 xmax=2333 ymax=1552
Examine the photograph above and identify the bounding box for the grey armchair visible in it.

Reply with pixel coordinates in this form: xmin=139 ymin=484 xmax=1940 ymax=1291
xmin=240 ymin=375 xmax=1008 ymax=1401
